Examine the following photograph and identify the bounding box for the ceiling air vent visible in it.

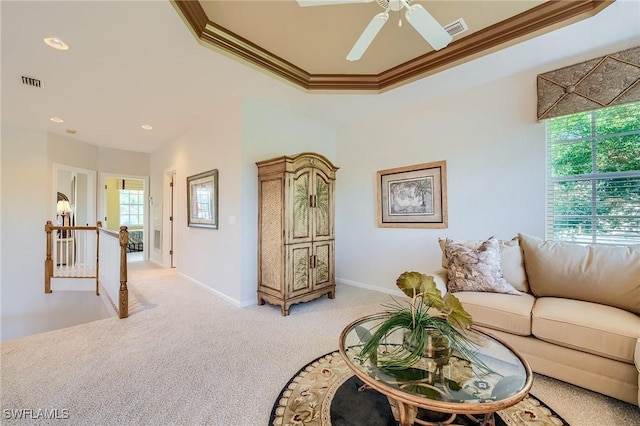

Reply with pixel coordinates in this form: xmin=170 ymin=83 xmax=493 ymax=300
xmin=444 ymin=18 xmax=468 ymax=37
xmin=21 ymin=75 xmax=43 ymax=88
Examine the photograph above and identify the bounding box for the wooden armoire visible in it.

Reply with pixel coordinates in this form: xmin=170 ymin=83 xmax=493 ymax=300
xmin=256 ymin=152 xmax=338 ymax=316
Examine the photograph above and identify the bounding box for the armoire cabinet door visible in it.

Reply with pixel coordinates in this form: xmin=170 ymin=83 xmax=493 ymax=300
xmin=291 ymin=169 xmax=312 ymax=243
xmin=313 ymin=170 xmax=333 ymax=240
xmin=287 ymin=244 xmax=313 ymax=297
xmin=312 ymin=241 xmax=334 ymax=289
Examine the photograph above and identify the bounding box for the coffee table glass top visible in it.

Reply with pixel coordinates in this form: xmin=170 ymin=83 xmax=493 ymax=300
xmin=339 ymin=314 xmax=532 ymax=412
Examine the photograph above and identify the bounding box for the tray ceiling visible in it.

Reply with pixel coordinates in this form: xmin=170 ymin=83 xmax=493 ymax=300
xmin=174 ymin=0 xmax=613 ymax=92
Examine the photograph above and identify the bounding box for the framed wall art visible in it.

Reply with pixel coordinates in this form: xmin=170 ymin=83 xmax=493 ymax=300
xmin=187 ymin=169 xmax=218 ymax=229
xmin=377 ymin=160 xmax=447 ymax=228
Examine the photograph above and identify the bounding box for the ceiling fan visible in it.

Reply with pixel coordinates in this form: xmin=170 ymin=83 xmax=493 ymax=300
xmin=297 ymin=0 xmax=453 ymax=61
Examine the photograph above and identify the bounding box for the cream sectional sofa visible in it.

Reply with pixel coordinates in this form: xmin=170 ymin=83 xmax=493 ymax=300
xmin=430 ymin=233 xmax=640 ymax=405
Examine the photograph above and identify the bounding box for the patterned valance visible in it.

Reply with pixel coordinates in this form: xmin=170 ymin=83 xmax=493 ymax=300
xmin=537 ymin=46 xmax=640 ymax=120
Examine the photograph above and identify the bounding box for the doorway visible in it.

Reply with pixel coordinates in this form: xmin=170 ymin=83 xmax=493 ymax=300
xmin=53 ymin=164 xmax=97 ymax=268
xmin=100 ymin=173 xmax=149 ymax=262
xmin=165 ymin=170 xmax=176 ymax=268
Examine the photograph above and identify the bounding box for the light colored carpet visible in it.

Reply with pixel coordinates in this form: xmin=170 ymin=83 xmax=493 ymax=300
xmin=1 ymin=262 xmax=638 ymax=425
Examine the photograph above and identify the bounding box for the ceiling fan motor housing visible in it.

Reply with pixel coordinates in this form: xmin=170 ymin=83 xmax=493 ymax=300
xmin=377 ymin=0 xmax=410 ymax=11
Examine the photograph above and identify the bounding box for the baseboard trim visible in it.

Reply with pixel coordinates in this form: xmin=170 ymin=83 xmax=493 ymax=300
xmin=177 ymin=272 xmax=255 ymax=308
xmin=336 ymin=278 xmax=404 ymax=297
xmin=148 ymin=258 xmax=164 ymax=267
xmin=177 ymin=275 xmax=397 ymax=308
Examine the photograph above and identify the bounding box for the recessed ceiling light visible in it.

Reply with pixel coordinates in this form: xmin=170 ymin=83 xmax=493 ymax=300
xmin=43 ymin=37 xmax=69 ymax=51
xmin=66 ymin=129 xmax=77 ymax=134
xmin=50 ymin=117 xmax=64 ymax=123
xmin=141 ymin=124 xmax=153 ymax=130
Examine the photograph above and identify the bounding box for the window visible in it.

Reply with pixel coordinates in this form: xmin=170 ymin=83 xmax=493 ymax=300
xmin=120 ymin=189 xmax=144 ymax=226
xmin=546 ymin=101 xmax=640 ymax=244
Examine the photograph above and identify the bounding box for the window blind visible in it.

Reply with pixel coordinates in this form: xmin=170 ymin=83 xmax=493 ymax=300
xmin=546 ymin=101 xmax=640 ymax=244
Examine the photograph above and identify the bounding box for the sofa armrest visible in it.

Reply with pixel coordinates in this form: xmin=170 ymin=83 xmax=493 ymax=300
xmin=431 ymin=268 xmax=448 ymax=295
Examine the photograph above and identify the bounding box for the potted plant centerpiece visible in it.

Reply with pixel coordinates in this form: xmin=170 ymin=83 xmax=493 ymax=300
xmin=358 ymin=271 xmax=479 ymax=369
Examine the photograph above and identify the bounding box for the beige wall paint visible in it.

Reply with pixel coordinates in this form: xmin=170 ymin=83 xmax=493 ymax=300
xmin=106 ymin=177 xmax=119 ymax=231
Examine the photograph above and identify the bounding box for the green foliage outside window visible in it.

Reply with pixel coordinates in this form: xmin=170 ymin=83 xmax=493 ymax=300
xmin=546 ymin=101 xmax=640 ymax=244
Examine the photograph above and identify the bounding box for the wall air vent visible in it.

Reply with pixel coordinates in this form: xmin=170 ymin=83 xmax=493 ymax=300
xmin=21 ymin=75 xmax=43 ymax=88
xmin=444 ymin=18 xmax=468 ymax=37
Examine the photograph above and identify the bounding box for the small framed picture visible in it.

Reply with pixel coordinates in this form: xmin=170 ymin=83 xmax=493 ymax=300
xmin=187 ymin=169 xmax=218 ymax=229
xmin=377 ymin=160 xmax=447 ymax=228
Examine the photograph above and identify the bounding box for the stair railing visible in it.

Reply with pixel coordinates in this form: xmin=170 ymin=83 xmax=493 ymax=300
xmin=44 ymin=221 xmax=129 ymax=318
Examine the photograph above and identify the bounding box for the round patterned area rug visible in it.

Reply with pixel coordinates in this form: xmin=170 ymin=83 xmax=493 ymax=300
xmin=269 ymin=351 xmax=568 ymax=426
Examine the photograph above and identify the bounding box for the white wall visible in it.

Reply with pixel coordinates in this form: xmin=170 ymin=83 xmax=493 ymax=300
xmin=0 ymin=125 xmax=150 ymax=339
xmin=3 ymin=0 xmax=638 ymax=332
xmin=149 ymin=97 xmax=244 ymax=302
xmin=333 ymin=29 xmax=640 ymax=294
xmin=1 ymin=125 xmax=50 ymax=322
xmin=149 ymin=96 xmax=337 ymax=306
xmin=240 ymin=97 xmax=337 ymax=303
xmin=335 ymin=72 xmax=545 ymax=294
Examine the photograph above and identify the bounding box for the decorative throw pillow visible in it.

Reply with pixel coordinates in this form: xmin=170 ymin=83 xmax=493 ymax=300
xmin=437 ymin=236 xmax=529 ymax=292
xmin=444 ymin=237 xmax=521 ymax=295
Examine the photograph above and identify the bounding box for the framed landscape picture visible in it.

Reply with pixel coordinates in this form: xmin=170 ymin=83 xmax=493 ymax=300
xmin=377 ymin=160 xmax=448 ymax=228
xmin=187 ymin=169 xmax=218 ymax=229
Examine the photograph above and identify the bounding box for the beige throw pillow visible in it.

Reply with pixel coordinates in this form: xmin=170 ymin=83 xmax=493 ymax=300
xmin=519 ymin=233 xmax=640 ymax=314
xmin=438 ymin=237 xmax=529 ymax=292
xmin=444 ymin=237 xmax=521 ymax=295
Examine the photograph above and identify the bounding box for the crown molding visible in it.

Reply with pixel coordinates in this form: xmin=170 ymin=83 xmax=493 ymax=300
xmin=173 ymin=0 xmax=612 ymax=92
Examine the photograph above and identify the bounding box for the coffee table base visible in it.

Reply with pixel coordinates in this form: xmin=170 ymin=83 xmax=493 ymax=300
xmin=387 ymin=397 xmax=496 ymax=426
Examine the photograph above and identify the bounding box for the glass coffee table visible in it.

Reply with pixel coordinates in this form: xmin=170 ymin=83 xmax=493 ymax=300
xmin=339 ymin=314 xmax=533 ymax=426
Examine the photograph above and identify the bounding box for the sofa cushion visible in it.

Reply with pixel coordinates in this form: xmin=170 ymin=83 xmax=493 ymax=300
xmin=455 ymin=291 xmax=534 ymax=336
xmin=439 ymin=237 xmax=528 ymax=292
xmin=443 ymin=237 xmax=520 ymax=295
xmin=519 ymin=233 xmax=640 ymax=314
xmin=532 ymin=297 xmax=640 ymax=364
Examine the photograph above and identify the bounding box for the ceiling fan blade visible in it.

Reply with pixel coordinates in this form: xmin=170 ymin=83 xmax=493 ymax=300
xmin=404 ymin=4 xmax=452 ymax=51
xmin=346 ymin=12 xmax=389 ymax=61
xmin=296 ymin=0 xmax=373 ymax=7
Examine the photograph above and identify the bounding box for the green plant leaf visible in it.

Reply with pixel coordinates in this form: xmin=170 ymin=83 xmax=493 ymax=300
xmin=396 ymin=272 xmax=440 ymax=303
xmin=421 ymin=276 xmax=444 ymax=310
xmin=355 ymin=325 xmax=377 ymax=365
xmin=442 ymin=293 xmax=473 ymax=329
xmin=396 ymin=271 xmax=424 ymax=298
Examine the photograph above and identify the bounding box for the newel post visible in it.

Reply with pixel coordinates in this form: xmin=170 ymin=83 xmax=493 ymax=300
xmin=45 ymin=221 xmax=54 ymax=293
xmin=118 ymin=226 xmax=129 ymax=319
xmin=96 ymin=221 xmax=102 ymax=296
